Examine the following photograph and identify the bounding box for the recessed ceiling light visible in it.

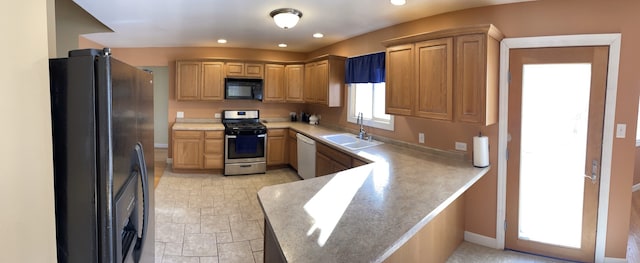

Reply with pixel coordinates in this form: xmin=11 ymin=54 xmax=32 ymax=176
xmin=217 ymin=39 xmax=227 ymax=44
xmin=390 ymin=0 xmax=406 ymax=6
xmin=278 ymin=43 xmax=288 ymax=48
xmin=313 ymin=33 xmax=324 ymax=38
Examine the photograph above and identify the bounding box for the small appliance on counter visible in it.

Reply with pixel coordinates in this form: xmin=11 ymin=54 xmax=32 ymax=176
xmin=300 ymin=112 xmax=310 ymax=123
xmin=290 ymin=112 xmax=297 ymax=122
xmin=309 ymin=115 xmax=319 ymax=125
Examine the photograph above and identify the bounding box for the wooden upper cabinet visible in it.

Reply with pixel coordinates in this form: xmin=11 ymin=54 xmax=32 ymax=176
xmin=303 ymin=56 xmax=345 ymax=107
xmin=303 ymin=63 xmax=315 ymax=102
xmin=201 ymin=62 xmax=224 ymax=100
xmin=455 ymin=33 xmax=498 ymax=125
xmin=264 ymin=64 xmax=286 ymax=102
xmin=285 ymin=64 xmax=305 ymax=103
xmin=415 ymin=38 xmax=453 ymax=120
xmin=176 ymin=61 xmax=224 ymax=101
xmin=385 ymin=44 xmax=415 ymax=116
xmin=226 ymin=62 xmax=264 ymax=78
xmin=382 ymin=24 xmax=503 ymax=126
xmin=176 ymin=61 xmax=202 ymax=100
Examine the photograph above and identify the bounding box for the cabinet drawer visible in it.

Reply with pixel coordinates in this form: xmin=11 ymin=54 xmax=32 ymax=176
xmin=268 ymin=129 xmax=286 ymax=137
xmin=205 ymin=131 xmax=223 ymax=139
xmin=203 ymin=154 xmax=223 ymax=169
xmin=316 ymin=142 xmax=351 ymax=168
xmin=204 ymin=139 xmax=223 ymax=154
xmin=174 ymin=130 xmax=202 ymax=139
xmin=352 ymin=158 xmax=369 ymax=167
xmin=288 ymin=129 xmax=298 ymax=139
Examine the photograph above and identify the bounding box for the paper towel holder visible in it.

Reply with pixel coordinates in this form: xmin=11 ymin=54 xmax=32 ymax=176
xmin=473 ymin=132 xmax=490 ymax=168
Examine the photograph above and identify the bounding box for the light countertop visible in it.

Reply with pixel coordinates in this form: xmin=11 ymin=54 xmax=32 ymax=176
xmin=251 ymin=122 xmax=490 ymax=263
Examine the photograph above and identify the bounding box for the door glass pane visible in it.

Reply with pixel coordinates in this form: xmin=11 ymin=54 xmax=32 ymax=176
xmin=518 ymin=63 xmax=591 ymax=248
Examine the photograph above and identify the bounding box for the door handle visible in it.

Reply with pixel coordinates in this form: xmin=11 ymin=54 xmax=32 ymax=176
xmin=585 ymin=159 xmax=598 ymax=183
xmin=132 ymin=142 xmax=149 ymax=262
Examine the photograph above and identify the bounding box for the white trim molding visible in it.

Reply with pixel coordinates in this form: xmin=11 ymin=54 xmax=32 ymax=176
xmin=154 ymin=143 xmax=169 ymax=148
xmin=464 ymin=231 xmax=499 ymax=249
xmin=498 ymin=33 xmax=621 ymax=263
xmin=604 ymin=257 xmax=628 ymax=263
xmin=633 ymin=183 xmax=640 ymax=192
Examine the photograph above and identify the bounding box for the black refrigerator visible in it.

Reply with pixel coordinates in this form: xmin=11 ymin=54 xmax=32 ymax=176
xmin=49 ymin=48 xmax=155 ymax=263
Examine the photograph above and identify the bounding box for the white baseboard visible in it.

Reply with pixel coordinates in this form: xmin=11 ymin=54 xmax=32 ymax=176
xmin=604 ymin=257 xmax=627 ymax=263
xmin=464 ymin=231 xmax=499 ymax=249
xmin=154 ymin=143 xmax=168 ymax=148
xmin=633 ymin=183 xmax=640 ymax=192
xmin=167 ymin=158 xmax=173 ymax=164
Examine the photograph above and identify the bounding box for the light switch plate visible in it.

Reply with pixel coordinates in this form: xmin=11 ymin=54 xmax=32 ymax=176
xmin=214 ymin=113 xmax=221 ymax=119
xmin=455 ymin=142 xmax=467 ymax=151
xmin=177 ymin=111 xmax=184 ymax=118
xmin=418 ymin=133 xmax=425 ymax=144
xmin=616 ymin=123 xmax=626 ymax=138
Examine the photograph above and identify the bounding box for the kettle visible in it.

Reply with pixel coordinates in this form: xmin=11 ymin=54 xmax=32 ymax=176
xmin=309 ymin=115 xmax=319 ymax=125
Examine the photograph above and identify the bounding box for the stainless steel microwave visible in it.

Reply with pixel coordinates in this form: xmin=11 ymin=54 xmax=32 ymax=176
xmin=224 ymin=78 xmax=263 ymax=101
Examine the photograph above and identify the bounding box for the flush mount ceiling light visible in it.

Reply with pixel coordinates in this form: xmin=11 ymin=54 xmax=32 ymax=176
xmin=390 ymin=0 xmax=406 ymax=5
xmin=217 ymin=39 xmax=227 ymax=44
xmin=313 ymin=33 xmax=324 ymax=38
xmin=278 ymin=43 xmax=288 ymax=48
xmin=270 ymin=8 xmax=303 ymax=29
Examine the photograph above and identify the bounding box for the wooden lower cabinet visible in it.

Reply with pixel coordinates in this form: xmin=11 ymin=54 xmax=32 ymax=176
xmin=384 ymin=195 xmax=464 ymax=263
xmin=267 ymin=129 xmax=287 ymax=166
xmin=173 ymin=130 xmax=203 ymax=169
xmin=315 ymin=142 xmax=367 ymax=177
xmin=173 ymin=129 xmax=224 ymax=170
xmin=288 ymin=129 xmax=298 ymax=171
xmin=203 ymin=131 xmax=224 ymax=169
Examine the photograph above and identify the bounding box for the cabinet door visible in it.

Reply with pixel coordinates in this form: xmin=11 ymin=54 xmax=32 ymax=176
xmin=225 ymin=62 xmax=245 ymax=77
xmin=267 ymin=133 xmax=287 ymax=165
xmin=264 ymin=64 xmax=285 ymax=102
xmin=245 ymin=63 xmax=264 ymax=78
xmin=173 ymin=131 xmax=203 ymax=169
xmin=285 ymin=65 xmax=304 ymax=102
xmin=314 ymin=61 xmax=329 ymax=105
xmin=176 ymin=61 xmax=201 ymax=100
xmin=303 ymin=62 xmax=315 ymax=102
xmin=287 ymin=130 xmax=298 ymax=170
xmin=455 ymin=34 xmax=487 ymax=124
xmin=316 ymin=152 xmax=349 ymax=177
xmin=201 ymin=62 xmax=224 ymax=101
xmin=386 ymin=44 xmax=415 ymax=116
xmin=415 ymin=38 xmax=453 ymax=120
xmin=203 ymin=131 xmax=223 ymax=169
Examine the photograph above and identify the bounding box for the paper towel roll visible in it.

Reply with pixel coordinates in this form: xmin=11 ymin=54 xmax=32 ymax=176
xmin=473 ymin=135 xmax=490 ymax=168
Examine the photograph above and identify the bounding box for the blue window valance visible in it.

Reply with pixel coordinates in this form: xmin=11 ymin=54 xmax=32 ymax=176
xmin=344 ymin=52 xmax=385 ymax=84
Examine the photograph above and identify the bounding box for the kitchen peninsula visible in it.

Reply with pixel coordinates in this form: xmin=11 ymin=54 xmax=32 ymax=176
xmin=256 ymin=123 xmax=489 ymax=263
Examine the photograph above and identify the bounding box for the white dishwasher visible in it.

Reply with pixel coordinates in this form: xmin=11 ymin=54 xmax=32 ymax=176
xmin=296 ymin=133 xmax=316 ymax=179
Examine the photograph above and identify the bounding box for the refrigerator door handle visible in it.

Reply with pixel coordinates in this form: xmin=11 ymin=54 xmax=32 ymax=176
xmin=132 ymin=143 xmax=149 ymax=262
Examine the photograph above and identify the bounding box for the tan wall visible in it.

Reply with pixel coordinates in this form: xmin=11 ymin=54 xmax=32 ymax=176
xmin=0 ymin=0 xmax=58 ymax=262
xmin=635 ymin=146 xmax=640 ymax=186
xmin=308 ymin=0 xmax=639 ymax=258
xmin=54 ymin=0 xmax=110 ymax=57
xmin=80 ymin=0 xmax=639 ymax=258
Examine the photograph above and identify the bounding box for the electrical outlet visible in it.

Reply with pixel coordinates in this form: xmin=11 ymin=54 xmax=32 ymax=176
xmin=214 ymin=113 xmax=221 ymax=119
xmin=616 ymin=123 xmax=626 ymax=138
xmin=177 ymin=111 xmax=184 ymax=118
xmin=418 ymin=133 xmax=425 ymax=144
xmin=455 ymin=142 xmax=467 ymax=151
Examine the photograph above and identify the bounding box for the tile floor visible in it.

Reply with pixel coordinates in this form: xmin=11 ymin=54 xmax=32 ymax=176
xmin=153 ymin=148 xmax=571 ymax=263
xmin=154 ymin=167 xmax=299 ymax=263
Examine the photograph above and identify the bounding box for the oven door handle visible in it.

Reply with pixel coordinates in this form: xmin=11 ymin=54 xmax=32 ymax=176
xmin=226 ymin=134 xmax=266 ymax=138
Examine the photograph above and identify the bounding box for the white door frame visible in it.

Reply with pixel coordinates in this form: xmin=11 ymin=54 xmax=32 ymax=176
xmin=497 ymin=34 xmax=622 ymax=262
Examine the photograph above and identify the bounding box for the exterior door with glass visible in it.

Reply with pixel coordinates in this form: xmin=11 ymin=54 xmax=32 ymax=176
xmin=505 ymin=46 xmax=609 ymax=262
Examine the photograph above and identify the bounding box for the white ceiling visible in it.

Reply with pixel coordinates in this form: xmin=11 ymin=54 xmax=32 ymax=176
xmin=74 ymin=0 xmax=531 ymax=52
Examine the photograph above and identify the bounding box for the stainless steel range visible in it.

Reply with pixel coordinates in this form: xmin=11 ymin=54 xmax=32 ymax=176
xmin=222 ymin=110 xmax=267 ymax=175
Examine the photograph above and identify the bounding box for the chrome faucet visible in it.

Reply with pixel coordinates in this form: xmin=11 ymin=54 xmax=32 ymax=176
xmin=357 ymin=112 xmax=368 ymax=140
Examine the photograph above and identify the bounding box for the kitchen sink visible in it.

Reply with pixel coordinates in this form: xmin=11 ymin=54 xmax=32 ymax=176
xmin=321 ymin=133 xmax=382 ymax=150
